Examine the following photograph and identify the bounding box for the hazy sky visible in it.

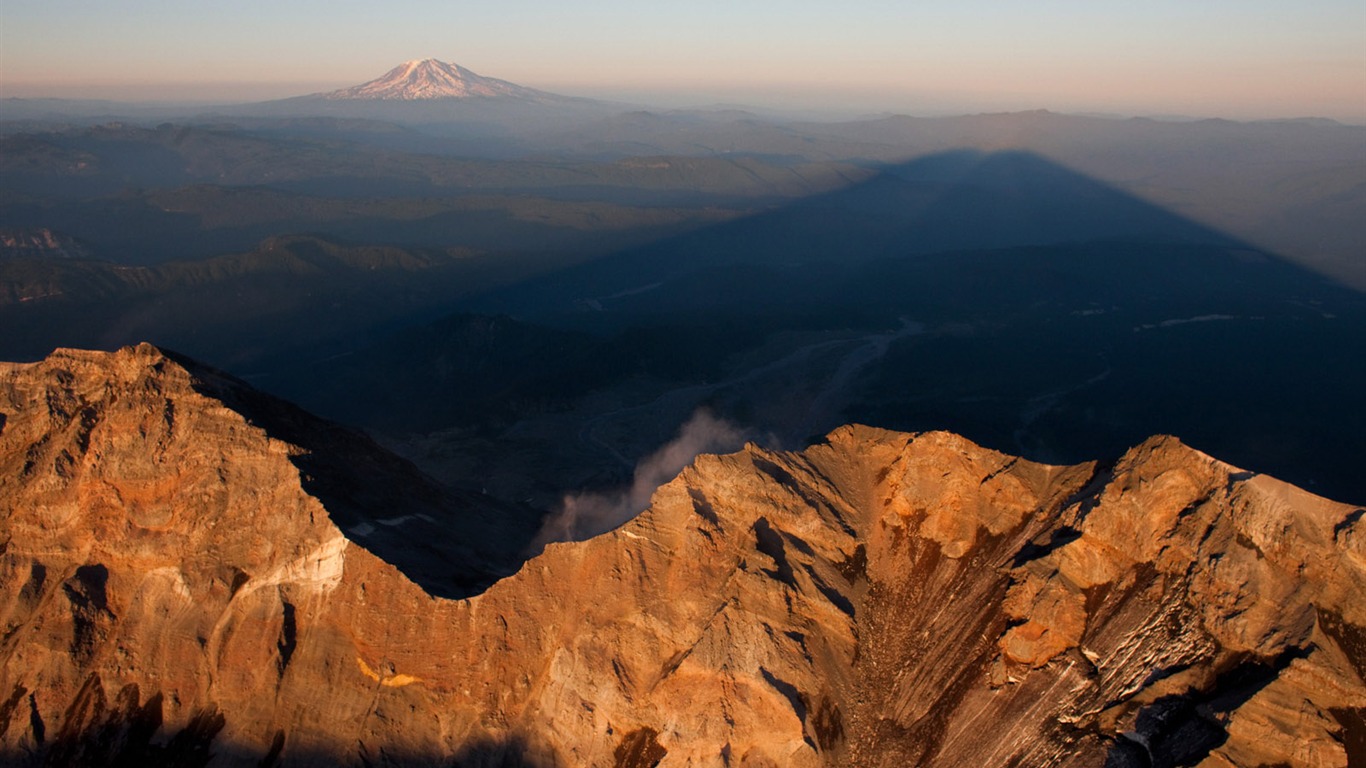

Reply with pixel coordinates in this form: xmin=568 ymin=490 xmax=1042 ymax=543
xmin=3 ymin=0 xmax=1364 ymax=120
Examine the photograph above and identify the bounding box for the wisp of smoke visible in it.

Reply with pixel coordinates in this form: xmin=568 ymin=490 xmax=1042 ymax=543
xmin=532 ymin=410 xmax=746 ymax=550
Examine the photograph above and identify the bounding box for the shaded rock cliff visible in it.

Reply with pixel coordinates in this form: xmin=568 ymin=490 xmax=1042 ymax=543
xmin=0 ymin=345 xmax=1361 ymax=766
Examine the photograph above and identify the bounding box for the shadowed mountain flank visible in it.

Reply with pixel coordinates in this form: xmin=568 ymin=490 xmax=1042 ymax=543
xmin=1 ymin=346 xmax=1361 ymax=765
xmin=0 ymin=344 xmax=534 ymax=599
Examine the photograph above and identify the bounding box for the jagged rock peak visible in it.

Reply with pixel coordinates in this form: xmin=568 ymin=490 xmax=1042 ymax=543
xmin=321 ymin=58 xmax=540 ymax=101
xmin=0 ymin=346 xmax=1362 ymax=766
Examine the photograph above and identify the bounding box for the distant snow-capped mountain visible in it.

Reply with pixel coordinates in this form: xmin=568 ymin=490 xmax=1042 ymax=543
xmin=322 ymin=59 xmax=546 ymax=101
xmin=223 ymin=58 xmax=617 ymax=134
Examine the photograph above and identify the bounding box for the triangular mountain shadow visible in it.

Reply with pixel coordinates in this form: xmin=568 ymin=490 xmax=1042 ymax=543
xmin=256 ymin=149 xmax=1362 ymax=504
xmin=422 ymin=149 xmax=1363 ymax=503
xmin=465 ymin=148 xmax=1344 ymax=324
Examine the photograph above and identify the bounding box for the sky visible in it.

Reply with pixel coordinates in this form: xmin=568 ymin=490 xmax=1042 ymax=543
xmin=3 ymin=0 xmax=1364 ymax=121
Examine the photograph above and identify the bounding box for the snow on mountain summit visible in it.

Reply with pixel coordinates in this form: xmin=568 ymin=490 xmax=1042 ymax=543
xmin=323 ymin=59 xmax=538 ymax=100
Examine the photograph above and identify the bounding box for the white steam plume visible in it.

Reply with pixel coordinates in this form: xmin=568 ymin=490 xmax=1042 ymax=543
xmin=532 ymin=410 xmax=746 ymax=549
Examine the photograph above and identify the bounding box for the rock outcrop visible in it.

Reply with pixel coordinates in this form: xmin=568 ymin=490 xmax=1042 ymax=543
xmin=0 ymin=345 xmax=1361 ymax=766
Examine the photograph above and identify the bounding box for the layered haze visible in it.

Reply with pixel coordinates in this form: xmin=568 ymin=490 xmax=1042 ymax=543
xmin=3 ymin=0 xmax=1364 ymax=121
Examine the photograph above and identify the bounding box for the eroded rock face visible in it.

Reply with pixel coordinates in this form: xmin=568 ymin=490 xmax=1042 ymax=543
xmin=0 ymin=345 xmax=1361 ymax=766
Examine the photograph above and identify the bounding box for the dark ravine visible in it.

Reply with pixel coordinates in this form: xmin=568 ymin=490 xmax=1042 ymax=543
xmin=0 ymin=344 xmax=1361 ymax=766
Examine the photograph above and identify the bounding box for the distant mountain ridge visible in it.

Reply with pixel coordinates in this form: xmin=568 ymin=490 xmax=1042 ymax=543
xmin=319 ymin=58 xmax=553 ymax=102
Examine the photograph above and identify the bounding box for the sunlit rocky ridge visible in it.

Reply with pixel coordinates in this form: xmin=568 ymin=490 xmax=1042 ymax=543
xmin=1 ymin=344 xmax=1361 ymax=766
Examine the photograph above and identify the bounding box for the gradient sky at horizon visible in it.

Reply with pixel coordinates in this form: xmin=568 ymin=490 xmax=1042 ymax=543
xmin=3 ymin=0 xmax=1364 ymax=121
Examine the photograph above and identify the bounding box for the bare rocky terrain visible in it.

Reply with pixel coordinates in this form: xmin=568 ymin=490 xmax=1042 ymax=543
xmin=1 ymin=344 xmax=1361 ymax=766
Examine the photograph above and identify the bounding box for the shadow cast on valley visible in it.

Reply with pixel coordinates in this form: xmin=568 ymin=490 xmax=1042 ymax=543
xmin=323 ymin=149 xmax=1364 ymax=504
xmin=466 ymin=148 xmax=1303 ymax=322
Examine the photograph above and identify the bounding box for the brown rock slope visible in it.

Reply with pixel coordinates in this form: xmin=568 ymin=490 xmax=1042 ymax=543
xmin=0 ymin=345 xmax=1362 ymax=766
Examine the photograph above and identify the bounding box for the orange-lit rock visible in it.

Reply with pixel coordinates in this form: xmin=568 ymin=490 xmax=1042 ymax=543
xmin=0 ymin=345 xmax=1360 ymax=766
